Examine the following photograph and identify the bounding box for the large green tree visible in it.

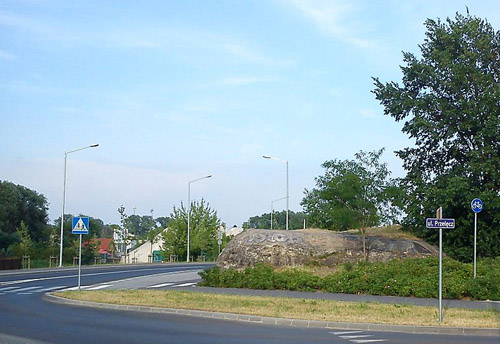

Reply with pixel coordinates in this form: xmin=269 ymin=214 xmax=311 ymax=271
xmin=302 ymin=149 xmax=402 ymax=257
xmin=373 ymin=12 xmax=500 ymax=261
xmin=0 ymin=181 xmax=49 ymax=253
xmin=162 ymin=199 xmax=223 ymax=261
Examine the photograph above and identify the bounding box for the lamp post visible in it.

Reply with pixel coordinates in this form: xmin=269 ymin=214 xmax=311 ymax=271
xmin=59 ymin=144 xmax=99 ymax=267
xmin=187 ymin=174 xmax=212 ymax=263
xmin=271 ymin=197 xmax=287 ymax=230
xmin=263 ymin=155 xmax=289 ymax=230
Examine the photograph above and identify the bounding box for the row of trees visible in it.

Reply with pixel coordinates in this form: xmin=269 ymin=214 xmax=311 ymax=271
xmin=0 ymin=179 xmax=226 ymax=265
xmin=242 ymin=211 xmax=307 ymax=230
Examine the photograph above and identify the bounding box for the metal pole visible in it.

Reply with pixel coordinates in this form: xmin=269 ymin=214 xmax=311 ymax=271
xmin=286 ymin=160 xmax=289 ymax=231
xmin=78 ymin=233 xmax=82 ymax=291
xmin=270 ymin=202 xmax=273 ymax=230
xmin=186 ymin=175 xmax=212 ymax=263
xmin=474 ymin=212 xmax=477 ymax=279
xmin=59 ymin=153 xmax=68 ymax=267
xmin=58 ymin=144 xmax=98 ymax=267
xmin=187 ymin=182 xmax=191 ymax=263
xmin=439 ymin=227 xmax=443 ymax=323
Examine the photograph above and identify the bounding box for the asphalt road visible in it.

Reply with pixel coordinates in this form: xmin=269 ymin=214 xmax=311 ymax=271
xmin=0 ymin=264 xmax=498 ymax=344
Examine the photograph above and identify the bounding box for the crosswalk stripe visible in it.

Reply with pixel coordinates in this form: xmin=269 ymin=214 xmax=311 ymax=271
xmin=86 ymin=285 xmax=112 ymax=290
xmin=330 ymin=331 xmax=363 ymax=335
xmin=340 ymin=335 xmax=373 ymax=339
xmin=6 ymin=286 xmax=41 ymax=293
xmin=147 ymin=283 xmax=174 ymax=288
xmin=170 ymin=282 xmax=197 ymax=288
xmin=37 ymin=286 xmax=68 ymax=292
xmin=0 ymin=286 xmax=21 ymax=292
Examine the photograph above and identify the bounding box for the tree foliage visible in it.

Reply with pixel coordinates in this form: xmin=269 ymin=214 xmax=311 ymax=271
xmin=162 ymin=199 xmax=223 ymax=261
xmin=373 ymin=12 xmax=500 ymax=261
xmin=302 ymin=149 xmax=402 ymax=256
xmin=0 ymin=180 xmax=49 ymax=252
xmin=243 ymin=211 xmax=307 ymax=230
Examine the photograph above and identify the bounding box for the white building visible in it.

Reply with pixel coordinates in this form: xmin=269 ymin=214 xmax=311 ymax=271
xmin=225 ymin=225 xmax=244 ymax=237
xmin=127 ymin=231 xmax=166 ymax=263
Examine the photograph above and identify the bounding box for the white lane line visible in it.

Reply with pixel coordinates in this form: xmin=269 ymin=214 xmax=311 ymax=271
xmin=170 ymin=282 xmax=197 ymax=288
xmin=37 ymin=285 xmax=68 ymax=292
xmin=147 ymin=283 xmax=174 ymax=288
xmin=6 ymin=286 xmax=41 ymax=293
xmin=340 ymin=335 xmax=373 ymax=339
xmin=0 ymin=286 xmax=22 ymax=292
xmin=86 ymin=285 xmax=112 ymax=290
xmin=1 ymin=267 xmax=205 ymax=287
xmin=350 ymin=340 xmax=386 ymax=343
xmin=330 ymin=331 xmax=364 ymax=335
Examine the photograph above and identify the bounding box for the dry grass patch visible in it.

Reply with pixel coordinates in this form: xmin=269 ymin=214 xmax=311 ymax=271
xmin=55 ymin=290 xmax=499 ymax=329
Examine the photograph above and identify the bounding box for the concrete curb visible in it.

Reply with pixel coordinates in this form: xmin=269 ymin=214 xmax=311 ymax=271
xmin=43 ymin=293 xmax=499 ymax=337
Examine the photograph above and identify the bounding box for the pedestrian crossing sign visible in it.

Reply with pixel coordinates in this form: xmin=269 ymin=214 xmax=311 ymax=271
xmin=72 ymin=216 xmax=89 ymax=234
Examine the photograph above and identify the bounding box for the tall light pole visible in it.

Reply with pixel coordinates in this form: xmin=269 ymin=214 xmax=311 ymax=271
xmin=187 ymin=174 xmax=212 ymax=263
xmin=59 ymin=144 xmax=99 ymax=267
xmin=271 ymin=197 xmax=287 ymax=230
xmin=263 ymin=155 xmax=289 ymax=230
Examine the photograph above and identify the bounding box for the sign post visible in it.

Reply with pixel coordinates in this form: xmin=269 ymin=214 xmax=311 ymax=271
xmin=72 ymin=217 xmax=89 ymax=290
xmin=426 ymin=210 xmax=455 ymax=323
xmin=217 ymin=229 xmax=223 ymax=255
xmin=471 ymin=198 xmax=483 ymax=279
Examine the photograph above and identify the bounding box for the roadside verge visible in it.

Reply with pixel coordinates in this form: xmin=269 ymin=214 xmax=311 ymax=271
xmin=44 ymin=293 xmax=499 ymax=337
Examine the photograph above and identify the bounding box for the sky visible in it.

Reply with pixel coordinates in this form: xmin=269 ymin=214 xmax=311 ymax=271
xmin=1 ymin=0 xmax=499 ymax=228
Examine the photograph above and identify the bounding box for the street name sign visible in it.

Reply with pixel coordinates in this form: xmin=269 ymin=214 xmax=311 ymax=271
xmin=426 ymin=218 xmax=455 ymax=229
xmin=72 ymin=216 xmax=89 ymax=234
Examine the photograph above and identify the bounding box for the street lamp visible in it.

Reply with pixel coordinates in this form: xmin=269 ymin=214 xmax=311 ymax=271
xmin=263 ymin=155 xmax=289 ymax=230
xmin=271 ymin=197 xmax=287 ymax=230
xmin=59 ymin=143 xmax=99 ymax=267
xmin=187 ymin=174 xmax=212 ymax=263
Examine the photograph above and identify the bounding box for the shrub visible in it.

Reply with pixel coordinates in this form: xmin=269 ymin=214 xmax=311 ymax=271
xmin=199 ymin=258 xmax=500 ymax=301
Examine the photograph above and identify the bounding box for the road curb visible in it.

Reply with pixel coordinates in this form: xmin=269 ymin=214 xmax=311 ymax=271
xmin=43 ymin=293 xmax=499 ymax=337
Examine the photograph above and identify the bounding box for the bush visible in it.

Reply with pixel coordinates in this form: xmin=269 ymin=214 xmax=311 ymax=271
xmin=199 ymin=258 xmax=500 ymax=301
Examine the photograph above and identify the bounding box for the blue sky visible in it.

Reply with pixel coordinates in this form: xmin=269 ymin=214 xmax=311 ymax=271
xmin=1 ymin=1 xmax=499 ymax=227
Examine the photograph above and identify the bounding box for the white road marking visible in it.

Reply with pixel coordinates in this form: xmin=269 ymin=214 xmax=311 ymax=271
xmin=86 ymin=285 xmax=112 ymax=290
xmin=330 ymin=331 xmax=364 ymax=335
xmin=0 ymin=266 xmax=205 ymax=287
xmin=0 ymin=286 xmax=21 ymax=292
xmin=350 ymin=340 xmax=386 ymax=343
xmin=37 ymin=285 xmax=68 ymax=292
xmin=147 ymin=283 xmax=174 ymax=288
xmin=6 ymin=286 xmax=41 ymax=293
xmin=170 ymin=282 xmax=197 ymax=287
xmin=340 ymin=335 xmax=373 ymax=339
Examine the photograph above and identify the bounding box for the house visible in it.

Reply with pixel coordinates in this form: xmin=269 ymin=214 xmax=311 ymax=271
xmin=83 ymin=238 xmax=118 ymax=263
xmin=127 ymin=230 xmax=166 ymax=264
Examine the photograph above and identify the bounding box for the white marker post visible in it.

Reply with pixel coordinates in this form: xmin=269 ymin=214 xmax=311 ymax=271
xmin=471 ymin=198 xmax=483 ymax=279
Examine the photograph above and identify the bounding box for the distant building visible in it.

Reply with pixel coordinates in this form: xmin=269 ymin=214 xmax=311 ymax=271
xmin=127 ymin=230 xmax=166 ymax=264
xmin=225 ymin=225 xmax=244 ymax=237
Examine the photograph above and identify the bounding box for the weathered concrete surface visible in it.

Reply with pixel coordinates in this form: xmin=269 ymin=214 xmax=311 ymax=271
xmin=216 ymin=229 xmax=438 ymax=269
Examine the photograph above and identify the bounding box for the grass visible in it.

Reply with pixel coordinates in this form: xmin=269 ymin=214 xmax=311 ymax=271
xmin=55 ymin=289 xmax=500 ymax=329
xmin=343 ymin=225 xmax=419 ymax=240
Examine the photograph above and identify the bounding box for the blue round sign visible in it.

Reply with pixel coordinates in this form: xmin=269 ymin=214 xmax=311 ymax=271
xmin=471 ymin=198 xmax=483 ymax=213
